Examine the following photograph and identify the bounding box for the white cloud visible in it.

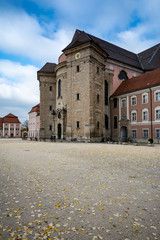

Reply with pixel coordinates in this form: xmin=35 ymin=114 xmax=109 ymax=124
xmin=0 ymin=60 xmax=39 ymax=121
xmin=0 ymin=9 xmax=72 ymax=64
xmin=0 ymin=60 xmax=39 ymax=103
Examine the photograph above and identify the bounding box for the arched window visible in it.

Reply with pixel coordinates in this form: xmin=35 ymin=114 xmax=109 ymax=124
xmin=58 ymin=80 xmax=61 ymax=97
xmin=58 ymin=112 xmax=61 ymax=119
xmin=142 ymin=93 xmax=148 ymax=104
xmin=154 ymin=90 xmax=160 ymax=102
xmin=114 ymin=116 xmax=117 ymax=129
xmin=118 ymin=70 xmax=128 ymax=80
xmin=155 ymin=106 xmax=160 ymax=120
xmin=131 ymin=110 xmax=137 ymax=122
xmin=105 ymin=80 xmax=108 ymax=105
xmin=142 ymin=108 xmax=148 ymax=121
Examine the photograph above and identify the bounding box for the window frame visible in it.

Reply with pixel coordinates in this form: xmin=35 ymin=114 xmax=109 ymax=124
xmin=105 ymin=114 xmax=108 ymax=129
xmin=58 ymin=79 xmax=61 ymax=98
xmin=155 ymin=128 xmax=160 ymax=139
xmin=142 ymin=129 xmax=149 ymax=139
xmin=142 ymin=108 xmax=148 ymax=121
xmin=121 ymin=98 xmax=126 ymax=108
xmin=77 ymin=93 xmax=80 ymax=101
xmin=131 ymin=110 xmax=137 ymax=122
xmin=105 ymin=80 xmax=108 ymax=105
xmin=142 ymin=93 xmax=148 ymax=104
xmin=114 ymin=98 xmax=117 ymax=108
xmin=132 ymin=129 xmax=137 ymax=138
xmin=155 ymin=107 xmax=160 ymax=120
xmin=114 ymin=116 xmax=118 ymax=129
xmin=154 ymin=90 xmax=160 ymax=102
xmin=77 ymin=121 xmax=80 ymax=128
xmin=131 ymin=95 xmax=137 ymax=106
xmin=76 ymin=65 xmax=80 ymax=72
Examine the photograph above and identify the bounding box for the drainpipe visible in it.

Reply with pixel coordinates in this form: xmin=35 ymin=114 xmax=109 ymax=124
xmin=147 ymin=83 xmax=153 ymax=140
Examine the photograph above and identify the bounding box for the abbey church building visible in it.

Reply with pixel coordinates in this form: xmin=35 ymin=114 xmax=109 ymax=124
xmin=37 ymin=30 xmax=160 ymax=142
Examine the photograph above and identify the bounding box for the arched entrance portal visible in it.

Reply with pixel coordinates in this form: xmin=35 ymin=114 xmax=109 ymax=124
xmin=58 ymin=123 xmax=61 ymax=139
xmin=120 ymin=126 xmax=128 ymax=142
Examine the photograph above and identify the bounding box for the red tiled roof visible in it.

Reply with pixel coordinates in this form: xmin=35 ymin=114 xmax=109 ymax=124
xmin=28 ymin=104 xmax=40 ymax=114
xmin=112 ymin=68 xmax=160 ymax=97
xmin=0 ymin=118 xmax=3 ymax=128
xmin=3 ymin=113 xmax=21 ymax=123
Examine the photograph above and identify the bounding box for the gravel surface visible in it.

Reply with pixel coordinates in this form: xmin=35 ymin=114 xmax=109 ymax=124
xmin=0 ymin=139 xmax=160 ymax=240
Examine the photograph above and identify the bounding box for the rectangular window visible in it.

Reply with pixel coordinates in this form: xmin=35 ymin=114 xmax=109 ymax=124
xmin=77 ymin=93 xmax=80 ymax=100
xmin=155 ymin=129 xmax=160 ymax=138
xmin=143 ymin=129 xmax=148 ymax=139
xmin=97 ymin=67 xmax=99 ymax=74
xmin=49 ymin=125 xmax=52 ymax=131
xmin=131 ymin=112 xmax=137 ymax=121
xmin=97 ymin=121 xmax=100 ymax=129
xmin=77 ymin=121 xmax=80 ymax=128
xmin=77 ymin=65 xmax=80 ymax=72
xmin=114 ymin=116 xmax=118 ymax=129
xmin=105 ymin=115 xmax=108 ymax=129
xmin=114 ymin=98 xmax=117 ymax=108
xmin=156 ymin=110 xmax=160 ymax=120
xmin=121 ymin=99 xmax=126 ymax=108
xmin=105 ymin=80 xmax=108 ymax=105
xmin=49 ymin=106 xmax=52 ymax=111
xmin=131 ymin=97 xmax=136 ymax=106
xmin=49 ymin=86 xmax=52 ymax=91
xmin=132 ymin=130 xmax=137 ymax=138
xmin=97 ymin=94 xmax=100 ymax=103
xmin=142 ymin=94 xmax=148 ymax=104
xmin=155 ymin=92 xmax=160 ymax=102
xmin=143 ymin=111 xmax=148 ymax=120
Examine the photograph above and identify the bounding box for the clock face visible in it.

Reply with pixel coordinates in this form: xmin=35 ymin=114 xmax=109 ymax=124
xmin=75 ymin=52 xmax=81 ymax=59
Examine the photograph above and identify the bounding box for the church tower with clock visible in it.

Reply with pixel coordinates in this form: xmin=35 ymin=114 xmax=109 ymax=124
xmin=37 ymin=29 xmax=159 ymax=142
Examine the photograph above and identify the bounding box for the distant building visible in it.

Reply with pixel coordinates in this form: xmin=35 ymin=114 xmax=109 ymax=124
xmin=110 ymin=69 xmax=160 ymax=142
xmin=28 ymin=104 xmax=40 ymax=138
xmin=37 ymin=29 xmax=160 ymax=142
xmin=0 ymin=113 xmax=21 ymax=138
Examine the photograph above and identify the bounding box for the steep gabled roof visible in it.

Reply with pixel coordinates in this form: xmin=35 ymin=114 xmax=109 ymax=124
xmin=138 ymin=44 xmax=160 ymax=70
xmin=63 ymin=30 xmax=141 ymax=69
xmin=3 ymin=113 xmax=21 ymax=123
xmin=112 ymin=68 xmax=160 ymax=97
xmin=38 ymin=62 xmax=57 ymax=73
xmin=63 ymin=29 xmax=160 ymax=71
xmin=28 ymin=104 xmax=40 ymax=114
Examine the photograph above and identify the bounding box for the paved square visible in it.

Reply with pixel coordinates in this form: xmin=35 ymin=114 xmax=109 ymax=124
xmin=0 ymin=140 xmax=160 ymax=240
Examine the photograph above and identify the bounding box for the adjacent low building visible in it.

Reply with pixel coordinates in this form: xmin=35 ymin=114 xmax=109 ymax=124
xmin=110 ymin=69 xmax=160 ymax=143
xmin=0 ymin=113 xmax=21 ymax=138
xmin=28 ymin=104 xmax=40 ymax=138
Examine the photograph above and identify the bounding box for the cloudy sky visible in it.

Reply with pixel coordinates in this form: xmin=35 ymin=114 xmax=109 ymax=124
xmin=0 ymin=0 xmax=160 ymax=123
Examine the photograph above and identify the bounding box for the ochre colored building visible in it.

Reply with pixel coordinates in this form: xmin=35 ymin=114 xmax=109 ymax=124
xmin=37 ymin=29 xmax=160 ymax=142
xmin=0 ymin=113 xmax=21 ymax=138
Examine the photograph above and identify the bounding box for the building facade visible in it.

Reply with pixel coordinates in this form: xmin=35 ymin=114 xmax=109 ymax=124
xmin=111 ymin=69 xmax=160 ymax=143
xmin=37 ymin=29 xmax=160 ymax=142
xmin=0 ymin=113 xmax=21 ymax=138
xmin=28 ymin=104 xmax=40 ymax=138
